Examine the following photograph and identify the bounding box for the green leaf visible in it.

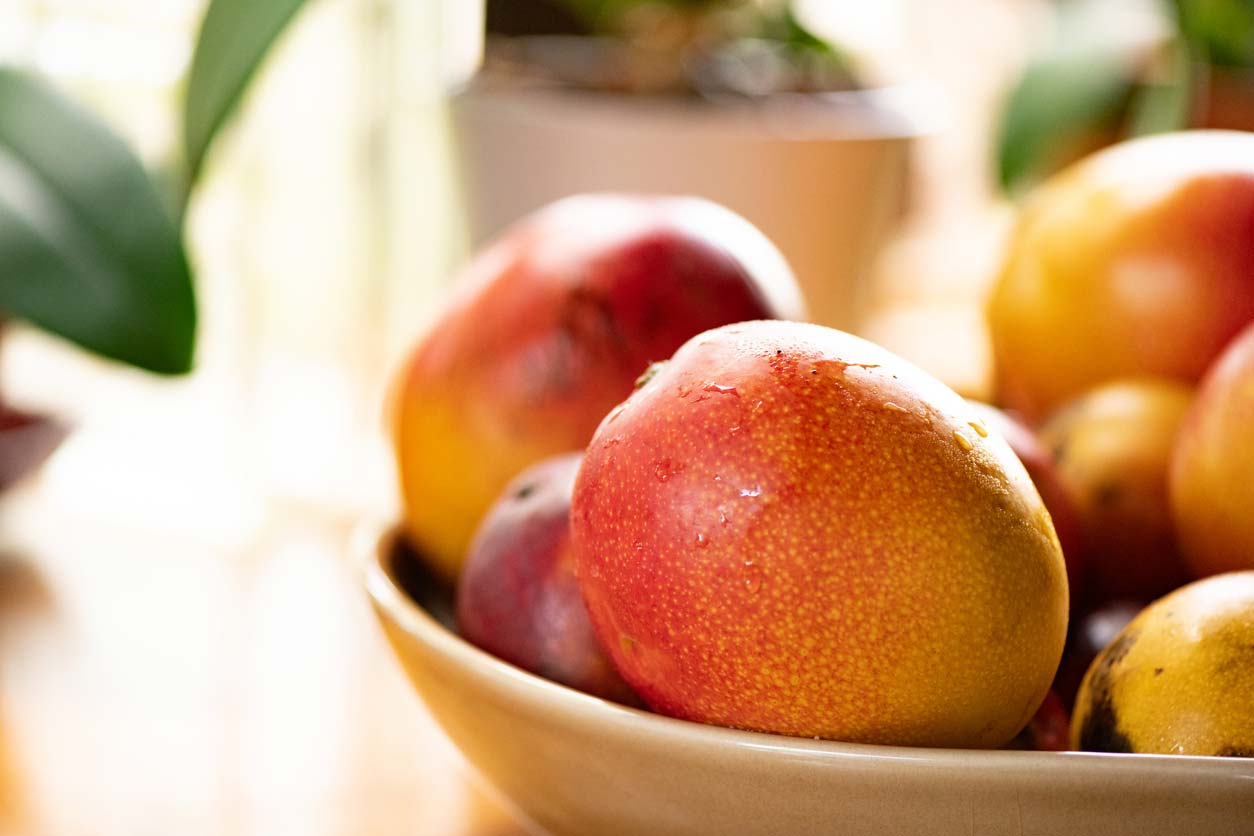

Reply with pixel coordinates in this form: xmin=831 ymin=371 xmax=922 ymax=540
xmin=995 ymin=48 xmax=1135 ymax=196
xmin=184 ymin=0 xmax=312 ymax=184
xmin=766 ymin=6 xmax=834 ymax=54
xmin=0 ymin=68 xmax=196 ymax=374
xmin=1172 ymin=0 xmax=1254 ymax=68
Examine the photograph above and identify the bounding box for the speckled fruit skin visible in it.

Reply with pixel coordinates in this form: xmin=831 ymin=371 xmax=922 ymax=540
xmin=571 ymin=321 xmax=1069 ymax=748
xmin=968 ymin=401 xmax=1085 ymax=603
xmin=390 ymin=194 xmax=803 ymax=579
xmin=456 ymin=453 xmax=637 ymax=704
xmin=1171 ymin=323 xmax=1254 ymax=577
xmin=1072 ymin=572 xmax=1254 ymax=756
xmin=989 ymin=131 xmax=1254 ymax=422
xmin=1039 ymin=380 xmax=1194 ymax=605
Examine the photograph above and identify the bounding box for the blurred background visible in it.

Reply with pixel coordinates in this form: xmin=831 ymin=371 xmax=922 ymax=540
xmin=0 ymin=0 xmax=1246 ymax=833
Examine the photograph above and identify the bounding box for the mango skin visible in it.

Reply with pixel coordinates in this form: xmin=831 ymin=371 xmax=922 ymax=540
xmin=989 ymin=131 xmax=1254 ymax=422
xmin=571 ymin=321 xmax=1069 ymax=748
xmin=456 ymin=453 xmax=638 ymax=704
xmin=1171 ymin=323 xmax=1254 ymax=577
xmin=968 ymin=401 xmax=1086 ymax=602
xmin=1039 ymin=380 xmax=1194 ymax=605
xmin=1072 ymin=571 xmax=1254 ymax=756
xmin=390 ymin=194 xmax=803 ymax=578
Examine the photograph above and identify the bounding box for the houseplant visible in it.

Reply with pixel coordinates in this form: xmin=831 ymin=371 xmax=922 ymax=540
xmin=0 ymin=0 xmax=316 ymax=490
xmin=996 ymin=0 xmax=1254 ymax=195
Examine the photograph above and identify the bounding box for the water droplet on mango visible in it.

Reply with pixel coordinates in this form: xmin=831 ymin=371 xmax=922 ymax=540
xmin=743 ymin=560 xmax=762 ymax=593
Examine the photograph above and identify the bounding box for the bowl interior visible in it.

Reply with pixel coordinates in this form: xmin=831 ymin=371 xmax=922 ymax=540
xmin=384 ymin=532 xmax=459 ymax=630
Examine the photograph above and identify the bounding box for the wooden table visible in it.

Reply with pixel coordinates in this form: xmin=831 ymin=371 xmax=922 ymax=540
xmin=0 ymin=347 xmax=530 ymax=836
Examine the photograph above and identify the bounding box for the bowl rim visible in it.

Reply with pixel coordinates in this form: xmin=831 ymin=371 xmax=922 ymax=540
xmin=363 ymin=524 xmax=1254 ymax=779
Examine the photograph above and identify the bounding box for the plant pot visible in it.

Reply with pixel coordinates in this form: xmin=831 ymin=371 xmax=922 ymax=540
xmin=450 ymin=64 xmax=924 ymax=334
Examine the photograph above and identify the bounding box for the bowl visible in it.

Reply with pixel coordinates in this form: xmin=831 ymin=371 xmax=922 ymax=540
xmin=364 ymin=528 xmax=1254 ymax=836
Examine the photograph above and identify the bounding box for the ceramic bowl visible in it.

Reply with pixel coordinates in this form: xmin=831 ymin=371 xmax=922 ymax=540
xmin=364 ymin=529 xmax=1254 ymax=836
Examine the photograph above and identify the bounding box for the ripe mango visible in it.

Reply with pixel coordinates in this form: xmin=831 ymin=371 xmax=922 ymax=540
xmin=989 ymin=131 xmax=1254 ymax=421
xmin=1072 ymin=572 xmax=1254 ymax=756
xmin=968 ymin=401 xmax=1086 ymax=600
xmin=390 ymin=195 xmax=803 ymax=577
xmin=1171 ymin=323 xmax=1254 ymax=577
xmin=456 ymin=453 xmax=637 ymax=703
xmin=571 ymin=321 xmax=1068 ymax=747
xmin=1039 ymin=380 xmax=1193 ymax=605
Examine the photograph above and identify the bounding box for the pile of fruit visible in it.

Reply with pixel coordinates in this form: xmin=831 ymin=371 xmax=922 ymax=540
xmin=388 ymin=132 xmax=1253 ymax=758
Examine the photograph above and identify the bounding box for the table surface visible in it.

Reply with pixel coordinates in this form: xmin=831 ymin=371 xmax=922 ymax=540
xmin=0 ymin=496 xmax=530 ymax=836
xmin=0 ymin=344 xmax=534 ymax=836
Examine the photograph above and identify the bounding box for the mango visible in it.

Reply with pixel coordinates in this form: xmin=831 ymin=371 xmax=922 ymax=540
xmin=989 ymin=131 xmax=1254 ymax=422
xmin=969 ymin=401 xmax=1085 ymax=599
xmin=390 ymin=194 xmax=803 ymax=578
xmin=1039 ymin=380 xmax=1193 ymax=605
xmin=1072 ymin=571 xmax=1254 ymax=756
xmin=570 ymin=321 xmax=1069 ymax=747
xmin=456 ymin=453 xmax=637 ymax=704
xmin=1171 ymin=322 xmax=1254 ymax=577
